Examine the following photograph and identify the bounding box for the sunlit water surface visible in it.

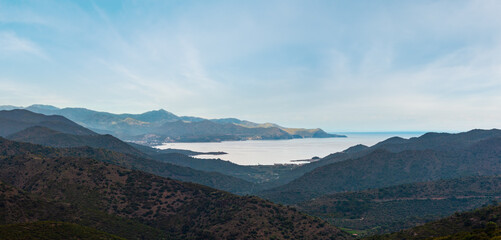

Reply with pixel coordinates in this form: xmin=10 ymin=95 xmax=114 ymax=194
xmin=155 ymin=132 xmax=424 ymax=165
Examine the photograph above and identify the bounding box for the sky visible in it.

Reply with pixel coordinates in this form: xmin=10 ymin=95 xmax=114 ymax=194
xmin=1 ymin=0 xmax=501 ymax=132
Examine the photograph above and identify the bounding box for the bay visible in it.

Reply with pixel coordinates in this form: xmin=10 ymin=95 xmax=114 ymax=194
xmin=155 ymin=132 xmax=425 ymax=165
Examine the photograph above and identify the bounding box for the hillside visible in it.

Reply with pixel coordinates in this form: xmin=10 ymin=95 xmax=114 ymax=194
xmin=260 ymin=135 xmax=501 ymax=204
xmin=0 ymin=221 xmax=126 ymax=240
xmin=0 ymin=115 xmax=305 ymax=188
xmin=282 ymin=128 xmax=337 ymax=138
xmin=0 ymin=181 xmax=167 ymax=239
xmin=148 ymin=119 xmax=293 ymax=142
xmin=297 ymin=175 xmax=501 ymax=236
xmin=5 ymin=104 xmax=344 ymax=144
xmin=258 ymin=150 xmax=362 ymax=189
xmin=366 ymin=204 xmax=501 ymax=240
xmin=0 ymin=138 xmax=352 ymax=240
xmin=0 ymin=109 xmax=96 ymax=137
xmin=371 ymin=129 xmax=501 ymax=152
xmin=7 ymin=126 xmax=145 ymax=157
xmin=152 ymin=153 xmax=261 ymax=182
xmin=0 ymin=137 xmax=258 ymax=194
xmin=0 ymin=114 xmax=274 ymax=192
xmin=262 ymin=129 xmax=501 ymax=189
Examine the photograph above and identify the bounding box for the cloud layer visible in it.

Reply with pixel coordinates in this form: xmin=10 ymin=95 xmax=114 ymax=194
xmin=1 ymin=0 xmax=500 ymax=131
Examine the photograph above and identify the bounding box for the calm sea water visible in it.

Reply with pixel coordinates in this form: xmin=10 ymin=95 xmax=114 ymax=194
xmin=155 ymin=132 xmax=425 ymax=165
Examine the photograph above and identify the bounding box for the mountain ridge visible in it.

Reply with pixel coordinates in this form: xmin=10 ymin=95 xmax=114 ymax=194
xmin=259 ymin=130 xmax=501 ymax=204
xmin=0 ymin=104 xmax=345 ymax=144
xmin=0 ymin=109 xmax=97 ymax=137
xmin=0 ymin=136 xmax=259 ymax=195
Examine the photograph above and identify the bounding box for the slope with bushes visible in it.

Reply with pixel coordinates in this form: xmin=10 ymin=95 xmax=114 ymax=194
xmin=366 ymin=204 xmax=501 ymax=240
xmin=0 ymin=138 xmax=352 ymax=239
xmin=298 ymin=175 xmax=501 ymax=236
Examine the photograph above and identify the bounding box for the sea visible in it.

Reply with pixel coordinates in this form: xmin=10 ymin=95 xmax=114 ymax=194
xmin=155 ymin=132 xmax=426 ymax=166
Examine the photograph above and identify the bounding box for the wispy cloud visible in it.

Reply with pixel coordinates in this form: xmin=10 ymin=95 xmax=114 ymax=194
xmin=0 ymin=78 xmax=70 ymax=106
xmin=1 ymin=0 xmax=501 ymax=130
xmin=0 ymin=32 xmax=48 ymax=59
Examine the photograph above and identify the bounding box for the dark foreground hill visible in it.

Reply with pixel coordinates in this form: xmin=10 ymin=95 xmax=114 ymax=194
xmin=0 ymin=180 xmax=166 ymax=239
xmin=0 ymin=138 xmax=352 ymax=240
xmin=0 ymin=137 xmax=259 ymax=194
xmin=366 ymin=204 xmax=501 ymax=240
xmin=260 ymin=134 xmax=501 ymax=204
xmin=297 ymin=175 xmax=501 ymax=236
xmin=0 ymin=221 xmax=125 ymax=240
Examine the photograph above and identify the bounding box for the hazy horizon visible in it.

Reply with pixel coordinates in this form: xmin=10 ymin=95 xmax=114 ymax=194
xmin=0 ymin=103 xmax=449 ymax=133
xmin=1 ymin=1 xmax=501 ymax=132
xmin=0 ymin=103 xmax=493 ymax=133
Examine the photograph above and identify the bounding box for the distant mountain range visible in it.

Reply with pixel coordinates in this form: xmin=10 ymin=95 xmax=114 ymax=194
xmin=0 ymin=104 xmax=345 ymax=144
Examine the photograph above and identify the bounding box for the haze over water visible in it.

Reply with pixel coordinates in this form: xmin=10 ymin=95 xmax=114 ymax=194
xmin=156 ymin=132 xmax=425 ymax=165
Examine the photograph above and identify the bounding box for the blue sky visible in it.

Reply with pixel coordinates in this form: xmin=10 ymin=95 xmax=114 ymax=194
xmin=1 ymin=0 xmax=501 ymax=132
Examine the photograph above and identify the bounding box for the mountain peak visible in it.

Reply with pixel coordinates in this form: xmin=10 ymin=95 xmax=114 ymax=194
xmin=143 ymin=109 xmax=174 ymax=115
xmin=0 ymin=105 xmax=22 ymax=111
xmin=342 ymin=144 xmax=369 ymax=153
xmin=26 ymin=104 xmax=60 ymax=111
xmin=134 ymin=109 xmax=179 ymax=123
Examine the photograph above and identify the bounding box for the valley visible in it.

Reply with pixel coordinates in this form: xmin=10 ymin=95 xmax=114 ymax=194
xmin=3 ymin=2 xmax=500 ymax=239
xmin=0 ymin=108 xmax=499 ymax=239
